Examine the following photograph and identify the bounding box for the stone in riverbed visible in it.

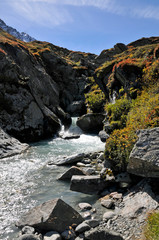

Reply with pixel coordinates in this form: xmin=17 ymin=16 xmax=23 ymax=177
xmin=44 ymin=231 xmax=61 ymax=240
xmin=16 ymin=198 xmax=83 ymax=233
xmin=70 ymin=175 xmax=114 ymax=195
xmin=49 ymin=153 xmax=87 ymax=166
xmin=61 ymin=227 xmax=76 ymax=240
xmin=78 ymin=203 xmax=92 ymax=211
xmin=75 ymin=222 xmax=91 ymax=234
xmin=58 ymin=166 xmax=87 ymax=180
xmin=76 ymin=113 xmax=105 ymax=133
xmin=0 ymin=128 xmax=29 ymax=159
xmin=21 ymin=226 xmax=35 ymax=235
xmin=101 ymin=199 xmax=114 ymax=209
xmin=98 ymin=130 xmax=109 ymax=142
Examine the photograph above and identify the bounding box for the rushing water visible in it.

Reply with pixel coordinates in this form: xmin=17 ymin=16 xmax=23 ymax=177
xmin=0 ymin=118 xmax=105 ymax=240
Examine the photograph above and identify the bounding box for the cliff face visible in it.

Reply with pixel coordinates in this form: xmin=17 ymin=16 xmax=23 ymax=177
xmin=0 ymin=28 xmax=96 ymax=142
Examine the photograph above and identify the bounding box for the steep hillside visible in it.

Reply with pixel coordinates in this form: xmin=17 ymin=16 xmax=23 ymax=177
xmin=0 ymin=28 xmax=96 ymax=142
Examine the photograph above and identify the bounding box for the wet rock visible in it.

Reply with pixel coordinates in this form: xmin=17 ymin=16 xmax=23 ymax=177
xmin=127 ymin=127 xmax=159 ymax=177
xmin=21 ymin=226 xmax=35 ymax=235
xmin=51 ymin=153 xmax=86 ymax=166
xmin=44 ymin=231 xmax=61 ymax=240
xmin=75 ymin=222 xmax=90 ymax=234
xmin=76 ymin=113 xmax=105 ymax=133
xmin=78 ymin=203 xmax=92 ymax=211
xmin=84 ymin=226 xmax=124 ymax=240
xmin=61 ymin=227 xmax=76 ymax=240
xmin=70 ymin=175 xmax=114 ymax=195
xmin=16 ymin=198 xmax=83 ymax=233
xmin=0 ymin=128 xmax=29 ymax=159
xmin=60 ymin=133 xmax=80 ymax=140
xmin=98 ymin=130 xmax=109 ymax=142
xmin=58 ymin=166 xmax=87 ymax=180
xmin=19 ymin=234 xmax=41 ymax=240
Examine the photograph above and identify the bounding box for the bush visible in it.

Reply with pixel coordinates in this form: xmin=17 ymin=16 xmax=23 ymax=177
xmin=106 ymin=96 xmax=132 ymax=130
xmin=85 ymin=89 xmax=105 ymax=113
xmin=104 ymin=127 xmax=137 ymax=172
xmin=144 ymin=211 xmax=159 ymax=240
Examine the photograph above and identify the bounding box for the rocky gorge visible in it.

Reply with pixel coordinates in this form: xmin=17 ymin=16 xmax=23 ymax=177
xmin=0 ymin=26 xmax=159 ymax=240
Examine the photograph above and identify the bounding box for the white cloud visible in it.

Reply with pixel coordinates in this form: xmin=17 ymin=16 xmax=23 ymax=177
xmin=7 ymin=0 xmax=73 ymax=27
xmin=132 ymin=5 xmax=159 ymax=20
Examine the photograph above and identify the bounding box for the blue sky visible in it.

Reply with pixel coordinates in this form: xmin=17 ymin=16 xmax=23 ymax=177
xmin=1 ymin=0 xmax=159 ymax=54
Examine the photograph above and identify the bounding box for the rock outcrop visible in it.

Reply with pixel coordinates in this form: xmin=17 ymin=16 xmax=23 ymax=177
xmin=16 ymin=198 xmax=83 ymax=233
xmin=0 ymin=127 xmax=29 ymax=158
xmin=0 ymin=28 xmax=97 ymax=142
xmin=127 ymin=127 xmax=159 ymax=177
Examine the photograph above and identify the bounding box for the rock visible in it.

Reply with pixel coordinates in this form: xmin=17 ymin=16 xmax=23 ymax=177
xmin=19 ymin=234 xmax=40 ymax=240
xmin=61 ymin=227 xmax=76 ymax=240
xmin=127 ymin=127 xmax=159 ymax=177
xmin=58 ymin=166 xmax=87 ymax=180
xmin=98 ymin=130 xmax=109 ymax=142
xmin=50 ymin=153 xmax=86 ymax=166
xmin=101 ymin=199 xmax=114 ymax=209
xmin=66 ymin=100 xmax=86 ymax=116
xmin=0 ymin=128 xmax=29 ymax=159
xmin=115 ymin=172 xmax=132 ymax=188
xmin=44 ymin=231 xmax=61 ymax=240
xmin=76 ymin=113 xmax=105 ymax=133
xmin=75 ymin=234 xmax=84 ymax=240
xmin=84 ymin=226 xmax=124 ymax=240
xmin=78 ymin=203 xmax=92 ymax=211
xmin=83 ymin=167 xmax=95 ymax=175
xmin=16 ymin=198 xmax=83 ymax=233
xmin=70 ymin=175 xmax=114 ymax=195
xmin=120 ymin=181 xmax=158 ymax=219
xmin=97 ymin=153 xmax=104 ymax=161
xmin=75 ymin=222 xmax=90 ymax=233
xmin=21 ymin=226 xmax=35 ymax=235
xmin=103 ymin=211 xmax=116 ymax=221
xmin=114 ymin=43 xmax=128 ymax=54
xmin=76 ymin=162 xmax=86 ymax=167
xmin=84 ymin=219 xmax=100 ymax=228
xmin=110 ymin=192 xmax=123 ymax=200
xmin=81 ymin=211 xmax=92 ymax=220
xmin=59 ymin=133 xmax=80 ymax=140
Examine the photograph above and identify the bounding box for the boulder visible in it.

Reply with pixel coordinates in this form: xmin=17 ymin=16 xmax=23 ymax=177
xmin=16 ymin=198 xmax=83 ymax=233
xmin=84 ymin=226 xmax=124 ymax=240
xmin=70 ymin=175 xmax=114 ymax=195
xmin=75 ymin=222 xmax=90 ymax=233
xmin=98 ymin=130 xmax=109 ymax=142
xmin=58 ymin=166 xmax=87 ymax=180
xmin=78 ymin=203 xmax=92 ymax=211
xmin=127 ymin=127 xmax=159 ymax=177
xmin=44 ymin=231 xmax=61 ymax=240
xmin=0 ymin=128 xmax=29 ymax=159
xmin=84 ymin=219 xmax=100 ymax=228
xmin=50 ymin=153 xmax=87 ymax=166
xmin=76 ymin=114 xmax=105 ymax=133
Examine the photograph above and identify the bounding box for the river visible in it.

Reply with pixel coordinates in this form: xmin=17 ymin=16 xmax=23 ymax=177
xmin=0 ymin=118 xmax=105 ymax=239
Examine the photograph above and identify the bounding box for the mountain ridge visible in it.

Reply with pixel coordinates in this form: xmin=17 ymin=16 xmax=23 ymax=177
xmin=0 ymin=19 xmax=35 ymax=42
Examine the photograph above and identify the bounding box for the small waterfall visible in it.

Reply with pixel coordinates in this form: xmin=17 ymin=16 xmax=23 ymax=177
xmin=110 ymin=91 xmax=117 ymax=104
xmin=58 ymin=117 xmax=83 ymax=138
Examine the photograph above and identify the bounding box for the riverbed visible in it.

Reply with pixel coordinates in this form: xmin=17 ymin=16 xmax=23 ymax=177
xmin=0 ymin=118 xmax=105 ymax=239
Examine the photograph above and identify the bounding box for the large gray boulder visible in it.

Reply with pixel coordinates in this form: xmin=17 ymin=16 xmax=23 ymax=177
xmin=76 ymin=113 xmax=105 ymax=133
xmin=50 ymin=153 xmax=87 ymax=166
xmin=0 ymin=128 xmax=29 ymax=159
xmin=127 ymin=127 xmax=159 ymax=177
xmin=70 ymin=175 xmax=114 ymax=195
xmin=16 ymin=198 xmax=84 ymax=233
